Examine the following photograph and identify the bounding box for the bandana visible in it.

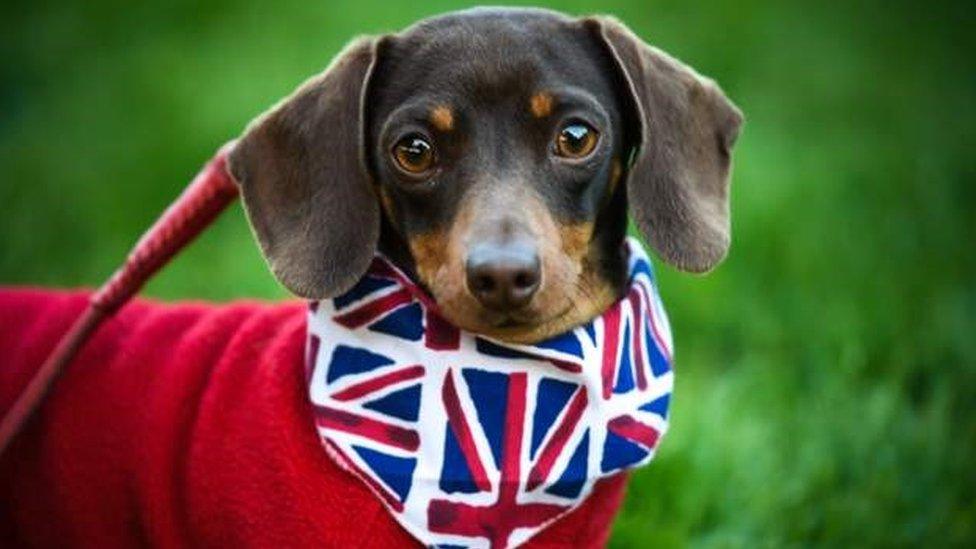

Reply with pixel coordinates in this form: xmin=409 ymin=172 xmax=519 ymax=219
xmin=306 ymin=237 xmax=674 ymax=548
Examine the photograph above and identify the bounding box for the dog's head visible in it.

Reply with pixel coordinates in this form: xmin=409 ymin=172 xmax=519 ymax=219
xmin=229 ymin=8 xmax=742 ymax=343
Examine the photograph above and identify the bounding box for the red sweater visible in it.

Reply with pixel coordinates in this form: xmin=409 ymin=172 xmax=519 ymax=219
xmin=0 ymin=289 xmax=626 ymax=547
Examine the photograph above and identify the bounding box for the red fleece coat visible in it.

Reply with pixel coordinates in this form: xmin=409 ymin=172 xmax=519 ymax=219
xmin=0 ymin=288 xmax=627 ymax=548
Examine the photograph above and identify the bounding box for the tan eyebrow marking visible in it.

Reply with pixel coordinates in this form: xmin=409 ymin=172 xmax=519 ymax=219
xmin=429 ymin=105 xmax=455 ymax=132
xmin=529 ymin=92 xmax=554 ymax=118
xmin=609 ymin=158 xmax=623 ymax=193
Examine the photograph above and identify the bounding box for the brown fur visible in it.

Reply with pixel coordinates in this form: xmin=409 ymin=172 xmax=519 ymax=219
xmin=529 ymin=92 xmax=554 ymax=118
xmin=609 ymin=158 xmax=622 ymax=194
xmin=429 ymin=105 xmax=455 ymax=132
xmin=408 ymin=189 xmax=615 ymax=343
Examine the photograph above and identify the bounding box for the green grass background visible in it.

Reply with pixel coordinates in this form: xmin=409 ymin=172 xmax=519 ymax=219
xmin=2 ymin=0 xmax=974 ymax=546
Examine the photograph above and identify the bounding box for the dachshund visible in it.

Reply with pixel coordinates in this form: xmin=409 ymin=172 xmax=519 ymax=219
xmin=230 ymin=6 xmax=742 ymax=344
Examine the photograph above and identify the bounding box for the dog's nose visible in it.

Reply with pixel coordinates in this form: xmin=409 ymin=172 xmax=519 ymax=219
xmin=465 ymin=243 xmax=541 ymax=311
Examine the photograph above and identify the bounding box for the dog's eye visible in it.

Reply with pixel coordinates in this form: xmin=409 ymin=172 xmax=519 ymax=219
xmin=555 ymin=122 xmax=599 ymax=159
xmin=392 ymin=134 xmax=435 ymax=175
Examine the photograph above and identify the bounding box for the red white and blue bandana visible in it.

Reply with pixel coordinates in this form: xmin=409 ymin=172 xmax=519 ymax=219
xmin=306 ymin=237 xmax=674 ymax=548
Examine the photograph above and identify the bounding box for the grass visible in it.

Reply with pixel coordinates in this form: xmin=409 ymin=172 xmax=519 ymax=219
xmin=2 ymin=0 xmax=974 ymax=545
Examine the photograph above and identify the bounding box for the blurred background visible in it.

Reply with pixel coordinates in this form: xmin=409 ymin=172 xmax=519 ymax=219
xmin=2 ymin=0 xmax=974 ymax=545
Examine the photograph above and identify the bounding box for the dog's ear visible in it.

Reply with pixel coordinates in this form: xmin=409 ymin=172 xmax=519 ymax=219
xmin=229 ymin=37 xmax=383 ymax=298
xmin=585 ymin=17 xmax=743 ymax=273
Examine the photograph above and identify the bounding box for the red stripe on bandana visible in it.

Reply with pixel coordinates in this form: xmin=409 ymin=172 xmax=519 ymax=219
xmin=424 ymin=311 xmax=460 ymax=350
xmin=601 ymin=304 xmax=622 ymax=400
xmin=314 ymin=405 xmax=420 ymax=452
xmin=429 ymin=372 xmax=569 ymax=548
xmin=627 ymin=289 xmax=648 ymax=390
xmin=526 ymin=387 xmax=588 ymax=491
xmin=441 ymin=371 xmax=492 ymax=492
xmin=607 ymin=415 xmax=660 ymax=450
xmin=333 ymin=288 xmax=413 ymax=329
xmin=330 ymin=365 xmax=425 ymax=401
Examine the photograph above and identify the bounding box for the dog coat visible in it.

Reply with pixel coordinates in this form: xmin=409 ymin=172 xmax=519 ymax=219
xmin=0 ymin=240 xmax=673 ymax=548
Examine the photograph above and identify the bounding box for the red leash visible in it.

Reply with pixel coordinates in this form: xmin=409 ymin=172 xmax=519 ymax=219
xmin=0 ymin=142 xmax=240 ymax=454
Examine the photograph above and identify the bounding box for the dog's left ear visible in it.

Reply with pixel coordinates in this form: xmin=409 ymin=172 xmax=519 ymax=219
xmin=228 ymin=37 xmax=384 ymax=298
xmin=585 ymin=17 xmax=743 ymax=273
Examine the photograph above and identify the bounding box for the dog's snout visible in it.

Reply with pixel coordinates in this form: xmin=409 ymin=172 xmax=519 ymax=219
xmin=465 ymin=243 xmax=541 ymax=311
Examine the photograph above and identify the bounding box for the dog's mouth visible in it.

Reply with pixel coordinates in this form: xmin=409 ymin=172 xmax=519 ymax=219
xmin=488 ymin=301 xmax=573 ymax=329
xmin=488 ymin=313 xmax=542 ymax=332
xmin=494 ymin=318 xmax=523 ymax=329
xmin=446 ymin=299 xmax=578 ymax=343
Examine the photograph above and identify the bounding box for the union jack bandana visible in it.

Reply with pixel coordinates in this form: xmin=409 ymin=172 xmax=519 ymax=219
xmin=306 ymin=237 xmax=674 ymax=548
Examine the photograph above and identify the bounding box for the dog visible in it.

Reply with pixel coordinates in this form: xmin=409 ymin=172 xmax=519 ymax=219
xmin=0 ymin=7 xmax=740 ymax=548
xmin=231 ymin=6 xmax=741 ymax=343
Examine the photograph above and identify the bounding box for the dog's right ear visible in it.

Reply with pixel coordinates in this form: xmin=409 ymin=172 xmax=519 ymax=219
xmin=228 ymin=37 xmax=383 ymax=299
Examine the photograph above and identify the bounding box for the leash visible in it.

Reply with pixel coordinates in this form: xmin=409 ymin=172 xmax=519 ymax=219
xmin=0 ymin=141 xmax=240 ymax=455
